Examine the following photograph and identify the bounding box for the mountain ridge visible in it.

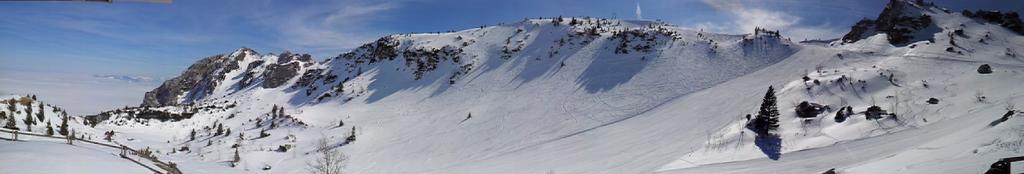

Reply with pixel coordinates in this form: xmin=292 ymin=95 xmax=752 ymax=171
xmin=141 ymin=17 xmax=796 ymax=108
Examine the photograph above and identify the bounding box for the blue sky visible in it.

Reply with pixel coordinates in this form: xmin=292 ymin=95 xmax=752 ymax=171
xmin=1 ymin=0 xmax=1022 ymax=115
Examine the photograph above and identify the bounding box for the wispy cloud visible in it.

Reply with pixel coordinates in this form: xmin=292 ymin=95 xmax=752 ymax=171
xmin=91 ymin=74 xmax=162 ymax=84
xmin=698 ymin=0 xmax=842 ymax=40
xmin=243 ymin=0 xmax=402 ymax=56
xmin=16 ymin=9 xmax=215 ymax=45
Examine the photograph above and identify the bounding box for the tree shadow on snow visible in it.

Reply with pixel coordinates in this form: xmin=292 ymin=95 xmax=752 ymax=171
xmin=755 ymin=134 xmax=782 ymax=160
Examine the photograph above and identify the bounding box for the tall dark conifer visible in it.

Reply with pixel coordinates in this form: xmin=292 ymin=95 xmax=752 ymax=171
xmin=23 ymin=108 xmax=34 ymax=131
xmin=58 ymin=115 xmax=69 ymax=136
xmin=36 ymin=103 xmax=44 ymax=122
xmin=216 ymin=124 xmax=224 ymax=136
xmin=45 ymin=122 xmax=54 ymax=136
xmin=753 ymin=86 xmax=780 ymax=135
xmin=3 ymin=111 xmax=16 ymax=130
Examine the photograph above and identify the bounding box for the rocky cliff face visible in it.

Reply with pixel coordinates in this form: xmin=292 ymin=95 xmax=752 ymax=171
xmin=142 ymin=53 xmax=236 ymax=107
xmin=962 ymin=10 xmax=1024 ymax=34
xmin=142 ymin=48 xmax=314 ymax=107
xmin=260 ymin=52 xmax=307 ymax=88
xmin=841 ymin=0 xmax=936 ymax=45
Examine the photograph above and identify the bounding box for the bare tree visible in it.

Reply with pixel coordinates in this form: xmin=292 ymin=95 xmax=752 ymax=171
xmin=306 ymin=138 xmax=347 ymax=174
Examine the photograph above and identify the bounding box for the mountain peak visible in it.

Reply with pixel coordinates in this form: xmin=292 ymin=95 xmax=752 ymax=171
xmin=142 ymin=47 xmax=317 ymax=107
xmin=235 ymin=47 xmax=257 ymax=55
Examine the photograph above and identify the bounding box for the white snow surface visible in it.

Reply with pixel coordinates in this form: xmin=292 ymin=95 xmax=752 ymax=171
xmin=0 ymin=140 xmax=153 ymax=174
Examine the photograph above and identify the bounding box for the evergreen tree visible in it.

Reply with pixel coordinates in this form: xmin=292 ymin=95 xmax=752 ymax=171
xmin=224 ymin=128 xmax=231 ymax=137
xmin=216 ymin=124 xmax=224 ymax=136
xmin=190 ymin=129 xmax=196 ymax=141
xmin=24 ymin=103 xmax=33 ymax=124
xmin=272 ymin=105 xmax=278 ymax=117
xmin=58 ymin=115 xmax=69 ymax=136
xmin=751 ymin=86 xmax=780 ymax=135
xmin=6 ymin=99 xmax=15 ymax=113
xmin=3 ymin=111 xmax=16 ymax=130
xmin=36 ymin=102 xmax=44 ymax=122
xmin=345 ymin=126 xmax=357 ymax=144
xmin=45 ymin=122 xmax=54 ymax=136
xmin=23 ymin=108 xmax=35 ymax=132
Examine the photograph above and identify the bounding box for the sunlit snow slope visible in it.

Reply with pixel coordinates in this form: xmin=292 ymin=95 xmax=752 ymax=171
xmin=75 ymin=1 xmax=1024 ymax=173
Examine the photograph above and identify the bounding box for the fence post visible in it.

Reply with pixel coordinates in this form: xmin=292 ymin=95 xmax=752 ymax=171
xmin=67 ymin=130 xmax=74 ymax=145
xmin=120 ymin=145 xmax=128 ymax=158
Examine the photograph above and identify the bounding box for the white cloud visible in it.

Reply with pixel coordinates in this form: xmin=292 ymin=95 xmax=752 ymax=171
xmin=324 ymin=3 xmax=398 ymax=25
xmin=698 ymin=0 xmax=842 ymax=40
xmin=682 ymin=22 xmax=732 ymax=33
xmin=250 ymin=0 xmax=401 ymax=56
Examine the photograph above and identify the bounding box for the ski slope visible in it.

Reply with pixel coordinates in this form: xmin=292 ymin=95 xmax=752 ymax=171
xmin=0 ymin=140 xmax=152 ymax=174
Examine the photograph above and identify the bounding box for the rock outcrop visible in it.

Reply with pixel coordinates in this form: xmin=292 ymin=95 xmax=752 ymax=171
xmin=842 ymin=0 xmax=936 ymax=45
xmin=261 ymin=62 xmax=301 ymax=88
xmin=142 ymin=47 xmax=314 ymax=106
xmin=962 ymin=10 xmax=1024 ymax=35
xmin=142 ymin=53 xmax=237 ymax=107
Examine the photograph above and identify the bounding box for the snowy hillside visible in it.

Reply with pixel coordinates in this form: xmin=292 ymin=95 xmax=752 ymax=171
xmin=0 ymin=95 xmax=98 ymax=139
xmin=661 ymin=0 xmax=1024 ymax=173
xmin=0 ymin=94 xmax=249 ymax=173
xmin=87 ymin=17 xmax=800 ymax=173
xmin=0 ymin=140 xmax=155 ymax=174
xmin=37 ymin=0 xmax=1024 ymax=173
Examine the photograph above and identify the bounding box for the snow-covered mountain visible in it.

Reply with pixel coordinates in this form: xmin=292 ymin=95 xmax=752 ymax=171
xmin=141 ymin=18 xmax=793 ymax=108
xmin=64 ymin=0 xmax=1024 ymax=173
xmin=93 ymin=17 xmax=798 ymax=173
